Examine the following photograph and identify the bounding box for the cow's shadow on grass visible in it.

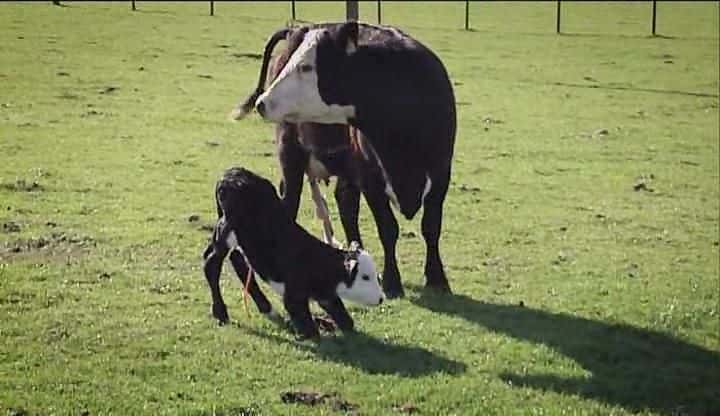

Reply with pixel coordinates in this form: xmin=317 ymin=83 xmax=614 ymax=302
xmin=410 ymin=287 xmax=720 ymax=415
xmin=244 ymin=324 xmax=466 ymax=378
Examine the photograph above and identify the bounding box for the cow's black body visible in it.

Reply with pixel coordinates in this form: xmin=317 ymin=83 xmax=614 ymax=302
xmin=240 ymin=22 xmax=456 ymax=298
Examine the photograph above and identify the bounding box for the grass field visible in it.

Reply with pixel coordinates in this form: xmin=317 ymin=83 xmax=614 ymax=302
xmin=1 ymin=1 xmax=718 ymax=415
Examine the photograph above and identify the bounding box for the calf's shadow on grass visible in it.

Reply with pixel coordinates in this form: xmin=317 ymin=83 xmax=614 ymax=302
xmin=410 ymin=287 xmax=720 ymax=415
xmin=244 ymin=325 xmax=466 ymax=377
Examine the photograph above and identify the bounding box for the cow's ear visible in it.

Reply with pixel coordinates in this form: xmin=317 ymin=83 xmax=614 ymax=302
xmin=336 ymin=21 xmax=358 ymax=55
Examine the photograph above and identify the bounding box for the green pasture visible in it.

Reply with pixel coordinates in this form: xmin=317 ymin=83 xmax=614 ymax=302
xmin=1 ymin=2 xmax=718 ymax=415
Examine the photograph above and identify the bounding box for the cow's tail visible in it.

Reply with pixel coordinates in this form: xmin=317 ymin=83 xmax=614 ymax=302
xmin=230 ymin=28 xmax=289 ymax=120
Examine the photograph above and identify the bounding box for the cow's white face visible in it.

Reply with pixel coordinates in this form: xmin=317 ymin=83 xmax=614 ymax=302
xmin=255 ymin=27 xmax=356 ymax=124
xmin=336 ymin=249 xmax=385 ymax=306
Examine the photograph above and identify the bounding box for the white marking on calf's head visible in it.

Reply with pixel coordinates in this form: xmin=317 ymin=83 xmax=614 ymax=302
xmin=255 ymin=25 xmax=357 ymax=124
xmin=336 ymin=245 xmax=385 ymax=306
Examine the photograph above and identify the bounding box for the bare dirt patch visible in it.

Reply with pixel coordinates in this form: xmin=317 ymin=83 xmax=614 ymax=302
xmin=281 ymin=390 xmax=358 ymax=413
xmin=1 ymin=231 xmax=96 ymax=262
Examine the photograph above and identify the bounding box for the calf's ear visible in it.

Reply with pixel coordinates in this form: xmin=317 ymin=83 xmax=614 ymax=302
xmin=336 ymin=21 xmax=358 ymax=55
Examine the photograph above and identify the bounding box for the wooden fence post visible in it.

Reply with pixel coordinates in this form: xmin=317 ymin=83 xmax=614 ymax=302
xmin=131 ymin=0 xmax=136 ymax=11
xmin=377 ymin=0 xmax=382 ymax=24
xmin=465 ymin=0 xmax=470 ymax=31
xmin=346 ymin=0 xmax=359 ymax=21
xmin=651 ymin=0 xmax=657 ymax=36
xmin=291 ymin=0 xmax=296 ymax=21
xmin=556 ymin=0 xmax=561 ymax=34
xmin=210 ymin=1 xmax=214 ymax=16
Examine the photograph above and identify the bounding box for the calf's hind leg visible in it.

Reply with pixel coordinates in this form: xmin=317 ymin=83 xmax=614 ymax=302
xmin=228 ymin=250 xmax=274 ymax=316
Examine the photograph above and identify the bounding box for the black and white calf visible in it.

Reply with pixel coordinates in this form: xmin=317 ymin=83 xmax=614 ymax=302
xmin=232 ymin=22 xmax=457 ymax=298
xmin=202 ymin=167 xmax=385 ymax=339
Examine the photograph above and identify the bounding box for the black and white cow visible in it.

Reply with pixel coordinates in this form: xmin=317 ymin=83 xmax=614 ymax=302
xmin=202 ymin=167 xmax=385 ymax=339
xmin=232 ymin=22 xmax=456 ymax=298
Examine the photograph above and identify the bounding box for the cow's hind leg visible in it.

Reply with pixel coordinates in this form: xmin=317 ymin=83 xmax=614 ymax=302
xmin=203 ymin=230 xmax=230 ymax=324
xmin=421 ymin=166 xmax=452 ymax=293
xmin=228 ymin=250 xmax=274 ymax=316
xmin=334 ymin=176 xmax=363 ymax=247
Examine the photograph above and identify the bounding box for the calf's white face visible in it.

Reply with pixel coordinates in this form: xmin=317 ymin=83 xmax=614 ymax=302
xmin=255 ymin=28 xmax=355 ymax=124
xmin=336 ymin=249 xmax=385 ymax=306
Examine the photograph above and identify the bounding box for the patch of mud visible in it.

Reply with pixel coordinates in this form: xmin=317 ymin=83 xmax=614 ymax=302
xmin=0 ymin=179 xmax=44 ymax=192
xmin=57 ymin=92 xmax=80 ymax=100
xmin=192 ymin=406 xmax=261 ymax=416
xmin=2 ymin=221 xmax=21 ymax=233
xmin=99 ymin=86 xmax=119 ymax=95
xmin=633 ymin=174 xmax=655 ymax=192
xmin=281 ymin=390 xmax=358 ymax=413
xmin=1 ymin=231 xmax=96 ymax=262
xmin=393 ymin=403 xmax=420 ymax=414
xmin=230 ymin=52 xmax=262 ymax=59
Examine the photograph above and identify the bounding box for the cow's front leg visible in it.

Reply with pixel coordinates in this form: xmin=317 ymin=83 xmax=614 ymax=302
xmin=362 ymin=173 xmax=403 ymax=298
xmin=334 ymin=176 xmax=363 ymax=248
xmin=318 ymin=296 xmax=355 ymax=332
xmin=283 ymin=291 xmax=319 ymax=339
xmin=276 ymin=123 xmax=308 ymax=220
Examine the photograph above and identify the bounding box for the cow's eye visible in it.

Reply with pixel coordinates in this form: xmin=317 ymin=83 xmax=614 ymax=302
xmin=299 ymin=64 xmax=314 ymax=73
xmin=361 ymin=274 xmax=370 ymax=281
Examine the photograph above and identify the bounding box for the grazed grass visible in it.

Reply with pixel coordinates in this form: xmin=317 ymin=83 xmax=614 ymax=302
xmin=1 ymin=2 xmax=718 ymax=415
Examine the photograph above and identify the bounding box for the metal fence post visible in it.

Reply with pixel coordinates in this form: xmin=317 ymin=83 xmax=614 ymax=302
xmin=131 ymin=0 xmax=136 ymax=11
xmin=651 ymin=0 xmax=657 ymax=36
xmin=291 ymin=0 xmax=296 ymax=21
xmin=465 ymin=0 xmax=470 ymax=31
xmin=556 ymin=0 xmax=561 ymax=34
xmin=346 ymin=0 xmax=359 ymax=21
xmin=377 ymin=0 xmax=382 ymax=24
xmin=210 ymin=1 xmax=214 ymax=16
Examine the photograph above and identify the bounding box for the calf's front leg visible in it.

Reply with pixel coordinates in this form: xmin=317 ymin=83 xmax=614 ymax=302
xmin=318 ymin=296 xmax=355 ymax=332
xmin=283 ymin=292 xmax=319 ymax=339
xmin=202 ymin=237 xmax=230 ymax=325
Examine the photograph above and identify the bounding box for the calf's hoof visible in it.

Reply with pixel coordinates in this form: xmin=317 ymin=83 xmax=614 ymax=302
xmin=211 ymin=303 xmax=230 ymax=325
xmin=295 ymin=329 xmax=321 ymax=341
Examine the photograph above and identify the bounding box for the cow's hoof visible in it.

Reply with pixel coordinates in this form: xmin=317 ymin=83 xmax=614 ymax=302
xmin=424 ymin=281 xmax=452 ymax=295
xmin=212 ymin=303 xmax=230 ymax=325
xmin=382 ymin=285 xmax=405 ymax=299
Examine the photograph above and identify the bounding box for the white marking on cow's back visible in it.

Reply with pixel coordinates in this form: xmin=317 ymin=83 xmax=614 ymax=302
xmin=267 ymin=280 xmax=286 ymax=297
